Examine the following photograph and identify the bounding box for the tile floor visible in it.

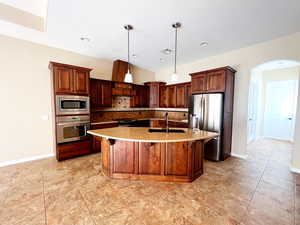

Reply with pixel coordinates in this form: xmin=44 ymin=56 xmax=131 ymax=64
xmin=0 ymin=138 xmax=299 ymax=225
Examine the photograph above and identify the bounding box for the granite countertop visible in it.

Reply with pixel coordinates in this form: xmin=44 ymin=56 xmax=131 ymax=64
xmin=91 ymin=118 xmax=188 ymax=125
xmin=87 ymin=127 xmax=218 ymax=143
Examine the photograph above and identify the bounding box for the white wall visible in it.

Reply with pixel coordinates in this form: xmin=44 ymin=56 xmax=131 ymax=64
xmin=155 ymin=32 xmax=300 ymax=169
xmin=0 ymin=34 xmax=155 ymax=165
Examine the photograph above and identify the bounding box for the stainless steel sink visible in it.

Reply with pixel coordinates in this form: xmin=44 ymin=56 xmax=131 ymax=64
xmin=148 ymin=129 xmax=185 ymax=133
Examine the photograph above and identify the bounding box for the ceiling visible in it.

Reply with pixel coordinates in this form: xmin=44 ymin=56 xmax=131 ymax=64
xmin=0 ymin=0 xmax=300 ymax=72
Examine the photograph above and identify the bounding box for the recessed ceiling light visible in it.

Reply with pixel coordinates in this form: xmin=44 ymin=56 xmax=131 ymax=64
xmin=200 ymin=42 xmax=208 ymax=47
xmin=161 ymin=48 xmax=172 ymax=55
xmin=80 ymin=37 xmax=91 ymax=42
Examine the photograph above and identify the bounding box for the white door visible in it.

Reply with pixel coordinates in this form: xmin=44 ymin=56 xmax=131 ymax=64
xmin=248 ymin=81 xmax=259 ymax=143
xmin=263 ymin=80 xmax=298 ymax=141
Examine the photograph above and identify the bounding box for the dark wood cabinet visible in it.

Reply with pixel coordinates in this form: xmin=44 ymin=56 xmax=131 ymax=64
xmin=145 ymin=82 xmax=166 ymax=108
xmin=132 ymin=85 xmax=149 ymax=107
xmin=56 ymin=139 xmax=91 ymax=161
xmin=90 ymin=79 xmax=112 ymax=108
xmin=191 ymin=68 xmax=228 ymax=94
xmin=190 ymin=66 xmax=236 ymax=160
xmin=168 ymin=86 xmax=177 ymax=108
xmin=158 ymin=82 xmax=190 ymax=108
xmin=138 ymin=142 xmax=164 ymax=175
xmin=73 ymin=70 xmax=90 ymax=95
xmin=112 ymin=141 xmax=137 ymax=174
xmin=165 ymin=142 xmax=189 ymax=176
xmin=49 ymin=62 xmax=91 ymax=95
xmin=112 ymin=60 xmax=129 ymax=82
xmin=176 ymin=84 xmax=186 ymax=108
xmin=185 ymin=83 xmax=191 ymax=108
xmin=159 ymin=86 xmax=168 ymax=107
xmin=101 ymin=138 xmax=205 ymax=182
xmin=90 ymin=122 xmax=118 ymax=153
xmin=206 ymin=71 xmax=225 ymax=92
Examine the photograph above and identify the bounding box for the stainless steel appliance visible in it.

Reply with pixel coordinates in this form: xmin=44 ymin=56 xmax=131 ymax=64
xmin=56 ymin=115 xmax=90 ymax=143
xmin=189 ymin=94 xmax=224 ymax=161
xmin=56 ymin=95 xmax=90 ymax=115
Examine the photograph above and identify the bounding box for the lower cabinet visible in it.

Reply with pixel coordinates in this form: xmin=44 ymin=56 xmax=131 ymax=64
xmin=91 ymin=122 xmax=118 ymax=152
xmin=102 ymin=139 xmax=204 ymax=182
xmin=56 ymin=139 xmax=91 ymax=161
xmin=138 ymin=142 xmax=164 ymax=175
xmin=165 ymin=142 xmax=189 ymax=176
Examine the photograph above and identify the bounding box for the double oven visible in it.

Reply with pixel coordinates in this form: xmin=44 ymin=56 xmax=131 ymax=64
xmin=56 ymin=95 xmax=90 ymax=143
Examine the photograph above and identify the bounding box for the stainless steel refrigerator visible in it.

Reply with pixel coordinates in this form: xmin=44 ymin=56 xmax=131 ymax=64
xmin=188 ymin=93 xmax=224 ymax=161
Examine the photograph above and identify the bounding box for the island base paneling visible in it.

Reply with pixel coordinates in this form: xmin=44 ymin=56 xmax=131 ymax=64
xmin=101 ymin=138 xmax=204 ymax=182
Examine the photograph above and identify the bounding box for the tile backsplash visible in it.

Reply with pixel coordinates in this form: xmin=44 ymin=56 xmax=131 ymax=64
xmin=112 ymin=96 xmax=131 ymax=109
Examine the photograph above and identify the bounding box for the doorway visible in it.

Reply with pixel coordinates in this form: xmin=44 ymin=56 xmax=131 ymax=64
xmin=247 ymin=60 xmax=300 ymax=163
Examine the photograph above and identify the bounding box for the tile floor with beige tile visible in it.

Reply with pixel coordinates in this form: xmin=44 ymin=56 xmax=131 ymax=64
xmin=0 ymin=138 xmax=299 ymax=225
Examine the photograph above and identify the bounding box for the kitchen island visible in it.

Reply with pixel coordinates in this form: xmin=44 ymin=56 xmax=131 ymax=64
xmin=87 ymin=127 xmax=218 ymax=182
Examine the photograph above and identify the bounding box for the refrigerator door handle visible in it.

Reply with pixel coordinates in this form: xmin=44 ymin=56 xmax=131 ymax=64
xmin=199 ymin=96 xmax=204 ymax=129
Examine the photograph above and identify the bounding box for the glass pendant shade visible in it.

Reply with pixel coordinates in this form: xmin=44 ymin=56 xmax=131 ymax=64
xmin=171 ymin=72 xmax=178 ymax=82
xmin=124 ymin=70 xmax=133 ymax=83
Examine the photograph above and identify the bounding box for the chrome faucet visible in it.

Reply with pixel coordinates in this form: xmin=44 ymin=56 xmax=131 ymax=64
xmin=165 ymin=112 xmax=169 ymax=133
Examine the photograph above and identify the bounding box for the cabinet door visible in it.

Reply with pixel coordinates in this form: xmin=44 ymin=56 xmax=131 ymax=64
xmin=138 ymin=142 xmax=164 ymax=175
xmin=140 ymin=86 xmax=149 ymax=107
xmin=90 ymin=79 xmax=101 ymax=108
xmin=101 ymin=81 xmax=112 ymax=107
xmin=206 ymin=71 xmax=225 ymax=92
xmin=159 ymin=86 xmax=168 ymax=107
xmin=191 ymin=74 xmax=207 ymax=94
xmin=176 ymin=84 xmax=186 ymax=108
xmin=165 ymin=142 xmax=188 ymax=176
xmin=185 ymin=83 xmax=191 ymax=108
xmin=112 ymin=141 xmax=137 ymax=174
xmin=168 ymin=86 xmax=176 ymax=108
xmin=150 ymin=84 xmax=160 ymax=107
xmin=54 ymin=66 xmax=74 ymax=94
xmin=73 ymin=70 xmax=89 ymax=95
xmin=192 ymin=141 xmax=203 ymax=177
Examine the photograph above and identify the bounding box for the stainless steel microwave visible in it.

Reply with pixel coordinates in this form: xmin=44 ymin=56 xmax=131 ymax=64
xmin=56 ymin=95 xmax=90 ymax=115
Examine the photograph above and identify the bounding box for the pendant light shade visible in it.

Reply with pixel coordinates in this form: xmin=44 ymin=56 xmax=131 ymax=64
xmin=171 ymin=22 xmax=181 ymax=82
xmin=124 ymin=71 xmax=133 ymax=83
xmin=124 ymin=24 xmax=133 ymax=83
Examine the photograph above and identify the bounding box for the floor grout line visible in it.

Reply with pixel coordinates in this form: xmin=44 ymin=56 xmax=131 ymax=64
xmin=42 ymin=172 xmax=48 ymax=225
xmin=79 ymin=189 xmax=98 ymax=225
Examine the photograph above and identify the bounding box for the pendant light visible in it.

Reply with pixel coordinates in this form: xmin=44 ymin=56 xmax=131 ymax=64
xmin=124 ymin=24 xmax=133 ymax=83
xmin=171 ymin=22 xmax=181 ymax=82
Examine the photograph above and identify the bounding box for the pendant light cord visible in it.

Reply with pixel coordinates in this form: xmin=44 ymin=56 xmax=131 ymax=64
xmin=174 ymin=27 xmax=177 ymax=74
xmin=127 ymin=28 xmax=130 ymax=73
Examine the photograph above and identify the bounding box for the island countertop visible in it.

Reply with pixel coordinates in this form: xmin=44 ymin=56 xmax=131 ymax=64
xmin=87 ymin=127 xmax=218 ymax=143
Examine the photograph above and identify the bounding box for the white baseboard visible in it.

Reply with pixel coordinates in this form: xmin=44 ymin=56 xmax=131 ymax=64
xmin=290 ymin=167 xmax=300 ymax=174
xmin=0 ymin=153 xmax=54 ymax=168
xmin=231 ymin=153 xmax=247 ymax=159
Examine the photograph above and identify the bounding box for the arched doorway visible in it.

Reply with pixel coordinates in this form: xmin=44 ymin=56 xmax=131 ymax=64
xmin=247 ymin=60 xmax=300 ymax=165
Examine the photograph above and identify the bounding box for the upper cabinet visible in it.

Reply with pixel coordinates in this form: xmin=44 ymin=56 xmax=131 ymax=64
xmin=190 ymin=67 xmax=235 ymax=94
xmin=158 ymin=82 xmax=191 ymax=108
xmin=90 ymin=79 xmax=112 ymax=108
xmin=132 ymin=84 xmax=149 ymax=107
xmin=49 ymin=62 xmax=91 ymax=96
xmin=112 ymin=60 xmax=129 ymax=82
xmin=145 ymin=82 xmax=166 ymax=108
